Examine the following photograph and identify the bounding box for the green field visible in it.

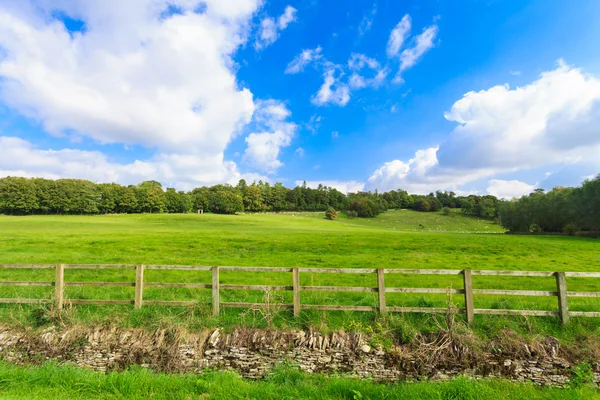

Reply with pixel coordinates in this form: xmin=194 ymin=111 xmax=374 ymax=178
xmin=0 ymin=211 xmax=599 ymax=339
xmin=0 ymin=361 xmax=597 ymax=400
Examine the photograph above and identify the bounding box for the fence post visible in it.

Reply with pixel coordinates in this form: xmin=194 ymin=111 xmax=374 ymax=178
xmin=293 ymin=267 xmax=300 ymax=317
xmin=212 ymin=266 xmax=220 ymax=316
xmin=55 ymin=264 xmax=65 ymax=309
xmin=377 ymin=268 xmax=386 ymax=315
xmin=135 ymin=264 xmax=145 ymax=309
xmin=555 ymin=272 xmax=569 ymax=325
xmin=463 ymin=269 xmax=474 ymax=324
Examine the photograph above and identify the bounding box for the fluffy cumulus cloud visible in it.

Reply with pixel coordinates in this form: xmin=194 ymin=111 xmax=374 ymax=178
xmin=0 ymin=137 xmax=266 ymax=190
xmin=295 ymin=180 xmax=365 ymax=194
xmin=486 ymin=180 xmax=537 ymax=199
xmin=367 ymin=62 xmax=600 ymax=193
xmin=255 ymin=5 xmax=297 ymax=50
xmin=0 ymin=0 xmax=286 ymax=189
xmin=243 ymin=100 xmax=297 ymax=173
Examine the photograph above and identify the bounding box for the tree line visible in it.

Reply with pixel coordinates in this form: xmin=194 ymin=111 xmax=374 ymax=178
xmin=498 ymin=175 xmax=600 ymax=234
xmin=0 ymin=176 xmax=501 ymax=218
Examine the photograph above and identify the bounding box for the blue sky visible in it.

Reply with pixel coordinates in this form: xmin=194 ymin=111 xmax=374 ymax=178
xmin=0 ymin=0 xmax=599 ymax=198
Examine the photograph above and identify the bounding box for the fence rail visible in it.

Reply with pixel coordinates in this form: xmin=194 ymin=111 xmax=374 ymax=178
xmin=0 ymin=264 xmax=599 ymax=325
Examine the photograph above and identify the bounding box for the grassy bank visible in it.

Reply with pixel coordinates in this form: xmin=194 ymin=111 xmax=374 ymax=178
xmin=0 ymin=362 xmax=596 ymax=400
xmin=0 ymin=212 xmax=599 ymax=341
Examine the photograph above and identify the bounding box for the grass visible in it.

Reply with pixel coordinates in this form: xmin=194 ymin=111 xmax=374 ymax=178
xmin=0 ymin=211 xmax=599 ymax=341
xmin=0 ymin=361 xmax=597 ymax=400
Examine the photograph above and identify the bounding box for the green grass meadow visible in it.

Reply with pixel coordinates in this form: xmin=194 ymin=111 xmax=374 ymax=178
xmin=0 ymin=210 xmax=599 ymax=339
xmin=0 ymin=362 xmax=597 ymax=400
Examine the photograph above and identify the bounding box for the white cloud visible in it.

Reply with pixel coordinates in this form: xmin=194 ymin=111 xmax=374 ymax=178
xmin=278 ymin=6 xmax=297 ymax=29
xmin=295 ymin=147 xmax=305 ymax=157
xmin=0 ymin=136 xmax=265 ymax=191
xmin=332 ymin=131 xmax=339 ymax=138
xmin=304 ymin=114 xmax=322 ymax=134
xmin=399 ymin=24 xmax=438 ymax=71
xmin=295 ymin=180 xmax=365 ymax=194
xmin=358 ymin=4 xmax=377 ymax=37
xmin=0 ymin=1 xmax=256 ymax=155
xmin=367 ymin=62 xmax=600 ymax=193
xmin=509 ymin=70 xmax=522 ymax=76
xmin=312 ymin=68 xmax=350 ymax=107
xmin=285 ymin=46 xmax=322 ymax=74
xmin=387 ymin=14 xmax=411 ymax=57
xmin=243 ymin=100 xmax=297 ymax=173
xmin=0 ymin=0 xmax=271 ymax=188
xmin=487 ymin=179 xmax=536 ymax=199
xmin=255 ymin=5 xmax=297 ymax=50
xmin=348 ymin=53 xmax=380 ymax=71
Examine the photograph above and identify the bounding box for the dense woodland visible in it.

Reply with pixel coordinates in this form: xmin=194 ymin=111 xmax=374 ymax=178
xmin=0 ymin=176 xmax=496 ymax=219
xmin=0 ymin=175 xmax=599 ymax=234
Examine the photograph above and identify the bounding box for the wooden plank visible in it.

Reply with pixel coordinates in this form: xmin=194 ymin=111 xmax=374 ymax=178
xmin=387 ymin=306 xmax=463 ymax=314
xmin=144 ymin=300 xmax=203 ymax=307
xmin=212 ymin=266 xmax=220 ymax=316
xmin=144 ymin=283 xmax=212 ymax=289
xmin=220 ymin=266 xmax=293 ymax=273
xmin=55 ymin=264 xmax=64 ymax=309
xmin=474 ymin=308 xmax=559 ymax=317
xmin=383 ymin=269 xmax=463 ymax=275
xmin=0 ymin=282 xmax=54 ymax=287
xmin=569 ymin=311 xmax=600 ymax=317
xmin=301 ymin=304 xmax=377 ymax=312
xmin=64 ymin=264 xmax=136 ymax=270
xmin=472 ymin=270 xmax=555 ymax=277
xmin=145 ymin=265 xmax=212 ymax=271
xmin=463 ymin=269 xmax=474 ymax=324
xmin=65 ymin=282 xmax=135 ymax=287
xmin=292 ymin=267 xmax=300 ymax=317
xmin=385 ymin=288 xmax=464 ymax=294
xmin=0 ymin=264 xmax=55 ymax=269
xmin=564 ymin=272 xmax=600 ymax=278
xmin=473 ymin=289 xmax=557 ymax=297
xmin=67 ymin=299 xmax=134 ymax=305
xmin=135 ymin=264 xmax=144 ymax=310
xmin=221 ymin=302 xmax=294 ymax=309
xmin=377 ymin=268 xmax=386 ymax=315
xmin=556 ymin=272 xmax=569 ymax=325
xmin=300 ymin=286 xmax=377 ymax=292
xmin=0 ymin=298 xmax=47 ymax=304
xmin=220 ymin=284 xmax=293 ymax=291
xmin=298 ymin=268 xmax=377 ymax=274
xmin=567 ymin=291 xmax=600 ymax=298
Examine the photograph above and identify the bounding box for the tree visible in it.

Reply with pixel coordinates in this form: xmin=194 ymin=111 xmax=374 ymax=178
xmin=0 ymin=177 xmax=37 ymax=215
xmin=348 ymin=198 xmax=379 ymax=218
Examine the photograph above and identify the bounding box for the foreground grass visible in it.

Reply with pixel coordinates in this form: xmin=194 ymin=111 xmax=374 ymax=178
xmin=0 ymin=362 xmax=596 ymax=400
xmin=0 ymin=212 xmax=599 ymax=340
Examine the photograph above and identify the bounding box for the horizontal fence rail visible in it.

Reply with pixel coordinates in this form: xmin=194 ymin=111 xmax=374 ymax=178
xmin=0 ymin=264 xmax=599 ymax=325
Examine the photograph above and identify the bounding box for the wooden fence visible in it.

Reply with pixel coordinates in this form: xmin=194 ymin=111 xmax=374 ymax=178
xmin=1 ymin=264 xmax=600 ymax=325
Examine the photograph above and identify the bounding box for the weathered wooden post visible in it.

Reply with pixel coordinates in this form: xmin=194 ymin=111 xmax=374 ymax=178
xmin=377 ymin=268 xmax=386 ymax=315
xmin=555 ymin=272 xmax=569 ymax=325
xmin=463 ymin=269 xmax=474 ymax=324
xmin=292 ymin=267 xmax=300 ymax=317
xmin=212 ymin=266 xmax=220 ymax=316
xmin=55 ymin=264 xmax=65 ymax=309
xmin=135 ymin=264 xmax=145 ymax=309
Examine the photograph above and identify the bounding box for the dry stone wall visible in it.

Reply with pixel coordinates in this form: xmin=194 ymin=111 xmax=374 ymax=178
xmin=0 ymin=325 xmax=598 ymax=388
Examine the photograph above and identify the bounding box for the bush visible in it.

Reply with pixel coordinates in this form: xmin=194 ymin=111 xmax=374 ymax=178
xmin=528 ymin=223 xmax=541 ymax=233
xmin=345 ymin=210 xmax=358 ymax=218
xmin=442 ymin=207 xmax=451 ymax=216
xmin=563 ymin=223 xmax=578 ymax=236
xmin=325 ymin=207 xmax=338 ymax=220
